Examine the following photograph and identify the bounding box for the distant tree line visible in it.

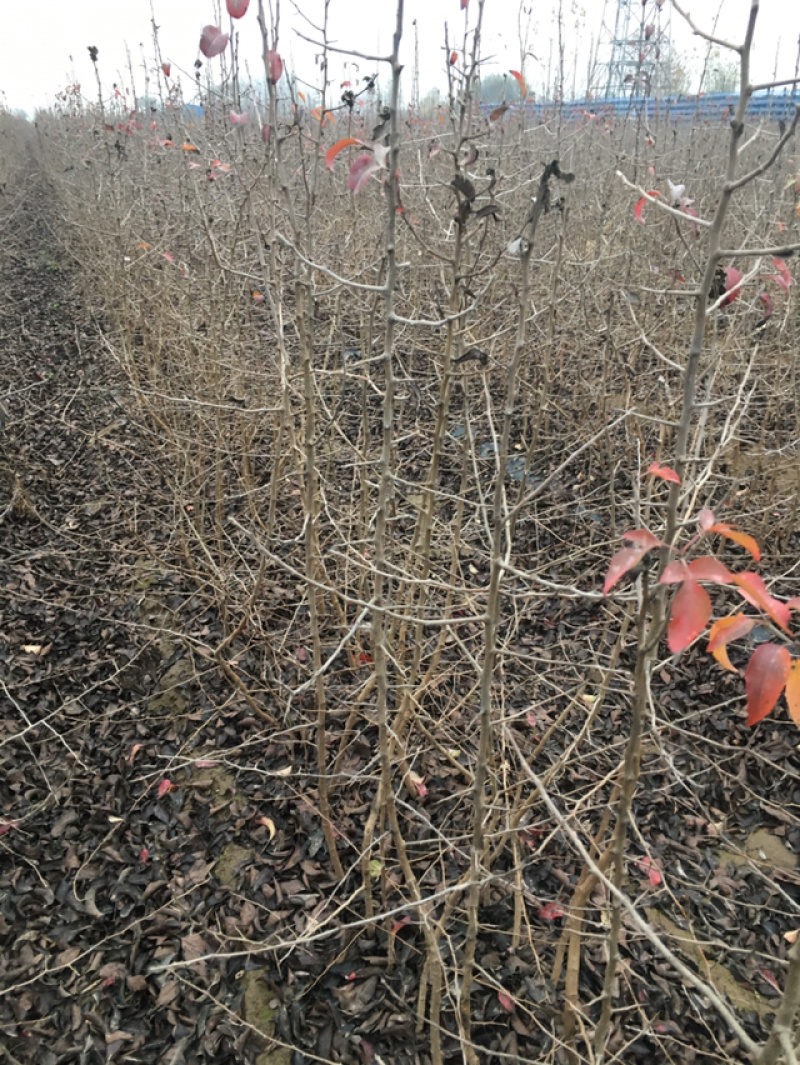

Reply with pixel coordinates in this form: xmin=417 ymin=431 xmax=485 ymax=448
xmin=420 ymin=43 xmax=740 ymax=111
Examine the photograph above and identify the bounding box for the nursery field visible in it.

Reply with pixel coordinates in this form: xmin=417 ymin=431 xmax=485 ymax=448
xmin=2 ymin=47 xmax=800 ymax=1065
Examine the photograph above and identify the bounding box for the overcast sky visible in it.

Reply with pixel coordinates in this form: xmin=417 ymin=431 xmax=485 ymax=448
xmin=2 ymin=0 xmax=797 ymax=116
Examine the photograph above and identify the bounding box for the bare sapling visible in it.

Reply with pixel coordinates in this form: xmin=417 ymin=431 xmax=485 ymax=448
xmin=597 ymin=2 xmax=800 ymax=1063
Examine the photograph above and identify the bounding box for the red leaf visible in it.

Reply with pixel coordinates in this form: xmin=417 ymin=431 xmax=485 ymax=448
xmin=391 ymin=915 xmax=412 ymax=934
xmin=745 ymin=643 xmax=790 ymax=726
xmin=768 ymin=273 xmax=790 ymax=293
xmin=711 ymin=644 xmax=738 ymax=674
xmin=784 ymin=659 xmax=800 ymax=727
xmin=509 ymin=69 xmax=527 ymax=96
xmin=268 ymin=50 xmax=283 ymax=83
xmin=325 ymin=137 xmax=361 ymax=171
xmin=759 ymin=291 xmax=774 ymax=323
xmin=199 ymin=25 xmax=229 ymax=59
xmin=519 ymin=825 xmax=544 ymax=848
xmin=647 ymin=462 xmax=680 ymax=484
xmin=140 ymin=847 xmax=149 ymax=862
xmin=732 ymin=572 xmax=790 ymax=631
xmin=0 ymin=822 xmax=16 ymax=836
xmin=461 ymin=0 xmax=468 ymax=8
xmin=720 ymin=266 xmax=743 ymax=307
xmin=771 ymin=257 xmax=792 ymax=289
xmin=623 ymin=528 xmax=662 ymax=549
xmin=756 ymin=968 xmax=783 ymax=994
xmin=667 ymin=579 xmax=711 ymax=653
xmin=408 ymin=770 xmax=427 ymax=798
xmin=538 ymin=900 xmax=567 ymax=920
xmin=161 ymin=62 xmax=171 ymax=78
xmin=687 ymin=556 xmax=732 ymax=584
xmin=709 ymin=523 xmax=760 ymax=561
xmin=348 ymin=153 xmax=380 ymax=194
xmin=707 ymin=613 xmax=755 ymax=667
xmin=637 ymin=856 xmax=662 ymax=886
xmin=698 ymin=508 xmax=716 ymax=531
xmin=660 ymin=560 xmax=690 ymax=584
xmin=229 ymin=110 xmax=248 ymax=126
xmin=490 ymin=104 xmax=509 ymax=122
xmin=497 ymin=990 xmax=515 ymax=1012
xmin=295 ymin=646 xmax=307 ymax=662
xmin=157 ymin=779 xmax=175 ymax=797
xmin=683 ymin=205 xmax=700 ymax=238
xmin=449 ymin=50 xmax=458 ymax=65
xmin=634 ymin=190 xmax=661 ymax=224
xmin=645 ymin=23 xmax=655 ymax=39
xmin=603 ymin=544 xmax=653 ymax=594
xmin=261 ymin=123 xmax=271 ymax=144
xmin=226 ymin=0 xmax=251 ymax=17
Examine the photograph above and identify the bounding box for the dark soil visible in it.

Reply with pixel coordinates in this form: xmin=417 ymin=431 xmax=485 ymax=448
xmin=2 ymin=161 xmax=800 ymax=1065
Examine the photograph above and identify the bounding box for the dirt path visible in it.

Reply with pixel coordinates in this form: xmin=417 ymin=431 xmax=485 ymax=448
xmin=0 ymin=164 xmax=285 ymax=1064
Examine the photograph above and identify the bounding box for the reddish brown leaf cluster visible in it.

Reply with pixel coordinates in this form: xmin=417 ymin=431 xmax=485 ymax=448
xmin=604 ymin=508 xmax=800 ymax=728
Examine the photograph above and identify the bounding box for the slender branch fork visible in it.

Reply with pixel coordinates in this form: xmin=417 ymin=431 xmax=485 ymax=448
xmin=616 ymin=171 xmax=713 ymax=227
xmin=506 ymin=730 xmax=762 ymax=1056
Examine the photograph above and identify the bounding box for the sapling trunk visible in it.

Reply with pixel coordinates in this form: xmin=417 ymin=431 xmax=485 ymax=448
xmin=366 ymin=8 xmax=446 ymax=1062
xmin=256 ymin=0 xmax=344 ymax=876
xmin=460 ymin=171 xmax=540 ymax=1060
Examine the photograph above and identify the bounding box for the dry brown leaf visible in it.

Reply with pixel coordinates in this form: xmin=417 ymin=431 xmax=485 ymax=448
xmin=106 ymin=1030 xmax=134 ymax=1044
xmin=156 ymin=979 xmax=179 ymax=1007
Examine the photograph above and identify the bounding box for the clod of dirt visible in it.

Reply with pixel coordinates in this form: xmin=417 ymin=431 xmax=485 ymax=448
xmin=645 ymin=907 xmax=775 ymax=1019
xmin=242 ymin=970 xmax=291 ymax=1065
xmin=744 ymin=828 xmax=796 ymax=872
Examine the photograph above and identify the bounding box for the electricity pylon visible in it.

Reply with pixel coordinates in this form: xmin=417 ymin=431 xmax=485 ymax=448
xmin=599 ymin=0 xmax=670 ymax=99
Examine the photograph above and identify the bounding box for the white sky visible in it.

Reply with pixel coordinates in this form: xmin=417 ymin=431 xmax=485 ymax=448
xmin=2 ymin=0 xmax=797 ymax=116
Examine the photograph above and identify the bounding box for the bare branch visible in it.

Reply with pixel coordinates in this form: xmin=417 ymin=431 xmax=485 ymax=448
xmin=756 ymin=937 xmax=800 ymax=1065
xmin=615 ymin=171 xmax=712 ymax=228
xmin=718 ymin=243 xmax=800 ymax=257
xmin=506 ymin=729 xmax=761 ymax=1058
xmin=669 ymin=0 xmax=745 ymax=53
xmin=749 ymin=76 xmax=800 ymax=92
xmin=274 ymin=227 xmax=390 ymax=291
xmin=516 ymin=412 xmax=629 ymax=509
xmin=293 ymin=29 xmax=388 ymax=64
xmin=726 ymin=105 xmax=800 ymax=192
